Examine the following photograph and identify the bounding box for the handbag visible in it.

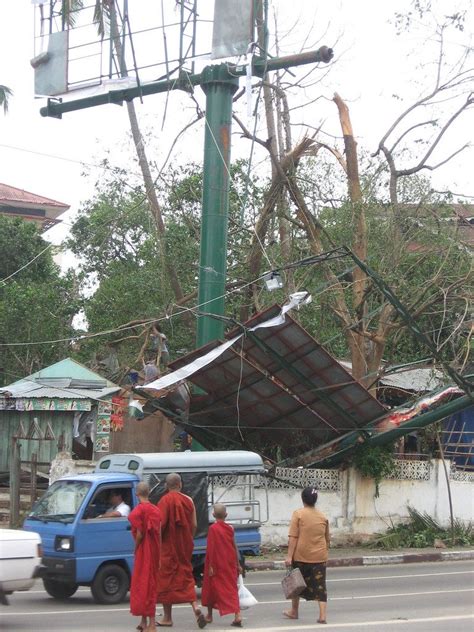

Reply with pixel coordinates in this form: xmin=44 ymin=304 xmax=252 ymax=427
xmin=281 ymin=567 xmax=306 ymax=599
xmin=238 ymin=574 xmax=258 ymax=609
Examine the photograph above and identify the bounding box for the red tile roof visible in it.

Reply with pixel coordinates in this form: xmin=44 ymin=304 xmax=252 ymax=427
xmin=0 ymin=182 xmax=69 ymax=210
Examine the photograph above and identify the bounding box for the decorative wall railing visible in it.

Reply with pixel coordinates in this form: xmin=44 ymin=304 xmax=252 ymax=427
xmin=211 ymin=459 xmax=473 ymax=491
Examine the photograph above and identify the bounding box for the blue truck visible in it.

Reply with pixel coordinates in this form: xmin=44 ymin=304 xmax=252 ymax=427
xmin=23 ymin=450 xmax=267 ymax=604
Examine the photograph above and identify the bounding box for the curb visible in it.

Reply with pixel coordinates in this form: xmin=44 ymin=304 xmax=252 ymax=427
xmin=246 ymin=549 xmax=474 ymax=571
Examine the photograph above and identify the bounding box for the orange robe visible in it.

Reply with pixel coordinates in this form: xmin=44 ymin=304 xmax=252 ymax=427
xmin=156 ymin=491 xmax=197 ymax=604
xmin=201 ymin=521 xmax=239 ymax=616
xmin=128 ymin=502 xmax=161 ymax=617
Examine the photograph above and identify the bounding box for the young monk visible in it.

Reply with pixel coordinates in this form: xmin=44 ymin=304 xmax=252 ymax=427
xmin=201 ymin=503 xmax=242 ymax=627
xmin=128 ymin=482 xmax=162 ymax=632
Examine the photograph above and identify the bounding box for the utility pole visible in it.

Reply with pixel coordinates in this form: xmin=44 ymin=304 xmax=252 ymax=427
xmin=41 ymin=50 xmax=333 ymax=349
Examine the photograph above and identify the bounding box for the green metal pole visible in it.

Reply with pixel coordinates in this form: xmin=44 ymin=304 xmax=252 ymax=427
xmin=197 ymin=65 xmax=239 ymax=347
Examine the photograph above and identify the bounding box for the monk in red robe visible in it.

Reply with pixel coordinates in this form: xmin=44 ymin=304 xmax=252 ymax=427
xmin=128 ymin=482 xmax=162 ymax=632
xmin=201 ymin=503 xmax=242 ymax=626
xmin=156 ymin=472 xmax=207 ymax=628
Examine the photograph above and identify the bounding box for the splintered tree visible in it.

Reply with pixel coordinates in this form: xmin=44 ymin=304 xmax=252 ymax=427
xmin=60 ymin=0 xmax=191 ymax=321
xmin=235 ymin=1 xmax=473 ymax=388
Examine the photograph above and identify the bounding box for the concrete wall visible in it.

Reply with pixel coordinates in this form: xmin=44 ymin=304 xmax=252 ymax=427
xmin=49 ymin=452 xmax=96 ymax=482
xmin=216 ymin=460 xmax=474 ymax=546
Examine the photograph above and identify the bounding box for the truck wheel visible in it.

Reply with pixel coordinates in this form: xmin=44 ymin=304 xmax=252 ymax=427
xmin=91 ymin=564 xmax=129 ymax=604
xmin=43 ymin=579 xmax=78 ymax=599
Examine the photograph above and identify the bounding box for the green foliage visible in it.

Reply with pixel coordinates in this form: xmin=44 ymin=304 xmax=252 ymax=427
xmin=352 ymin=443 xmax=397 ymax=497
xmin=370 ymin=506 xmax=474 ymax=549
xmin=66 ymin=153 xmax=472 ymax=390
xmin=67 ymin=161 xmax=266 ymax=370
xmin=0 ymin=217 xmax=79 ymax=384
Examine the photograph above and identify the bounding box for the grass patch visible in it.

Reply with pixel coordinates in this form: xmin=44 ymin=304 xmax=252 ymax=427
xmin=369 ymin=506 xmax=474 ymax=549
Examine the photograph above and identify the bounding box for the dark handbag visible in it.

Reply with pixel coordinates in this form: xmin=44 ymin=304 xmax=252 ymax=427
xmin=281 ymin=567 xmax=306 ymax=599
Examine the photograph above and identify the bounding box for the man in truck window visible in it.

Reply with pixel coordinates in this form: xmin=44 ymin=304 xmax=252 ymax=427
xmin=156 ymin=473 xmax=207 ymax=628
xmin=98 ymin=490 xmax=131 ymax=518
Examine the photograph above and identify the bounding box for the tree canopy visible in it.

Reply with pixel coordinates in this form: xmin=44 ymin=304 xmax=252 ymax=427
xmin=0 ymin=217 xmax=79 ymax=384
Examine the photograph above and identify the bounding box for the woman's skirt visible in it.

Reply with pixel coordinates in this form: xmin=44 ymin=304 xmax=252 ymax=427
xmin=292 ymin=560 xmax=327 ymax=602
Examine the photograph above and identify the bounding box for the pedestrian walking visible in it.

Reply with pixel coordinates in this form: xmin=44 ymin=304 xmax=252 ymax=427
xmin=128 ymin=482 xmax=162 ymax=632
xmin=156 ymin=472 xmax=207 ymax=628
xmin=201 ymin=503 xmax=242 ymax=627
xmin=283 ymin=487 xmax=330 ymax=625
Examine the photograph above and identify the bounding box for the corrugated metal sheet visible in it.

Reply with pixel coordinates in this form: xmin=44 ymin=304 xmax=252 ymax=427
xmin=2 ymin=358 xmax=120 ymax=400
xmin=5 ymin=382 xmax=118 ymax=400
xmin=169 ymin=305 xmax=387 ymax=459
xmin=339 ymin=360 xmax=446 ymax=392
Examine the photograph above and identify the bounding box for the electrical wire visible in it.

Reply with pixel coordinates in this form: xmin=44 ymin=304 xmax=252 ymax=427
xmin=0 ymin=267 xmax=271 ymax=347
xmin=0 ymin=142 xmax=143 ymax=181
xmin=0 ymin=242 xmax=56 ymax=285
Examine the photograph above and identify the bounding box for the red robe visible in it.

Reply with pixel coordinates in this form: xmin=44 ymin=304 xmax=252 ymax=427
xmin=201 ymin=521 xmax=239 ymax=616
xmin=156 ymin=491 xmax=197 ymax=604
xmin=128 ymin=502 xmax=162 ymax=617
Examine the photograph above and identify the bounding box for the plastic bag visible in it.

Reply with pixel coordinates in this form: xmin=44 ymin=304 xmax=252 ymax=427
xmin=238 ymin=574 xmax=258 ymax=609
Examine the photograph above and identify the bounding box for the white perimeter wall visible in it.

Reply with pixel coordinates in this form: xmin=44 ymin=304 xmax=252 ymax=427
xmin=214 ymin=460 xmax=474 ymax=546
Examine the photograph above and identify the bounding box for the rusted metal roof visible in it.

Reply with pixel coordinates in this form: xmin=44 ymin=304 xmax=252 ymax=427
xmin=0 ymin=182 xmax=69 ymax=231
xmin=169 ymin=305 xmax=387 ymax=460
xmin=0 ymin=183 xmax=69 ymax=210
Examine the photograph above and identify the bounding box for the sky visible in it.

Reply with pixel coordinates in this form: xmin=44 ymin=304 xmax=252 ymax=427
xmin=0 ymin=0 xmax=472 ymax=255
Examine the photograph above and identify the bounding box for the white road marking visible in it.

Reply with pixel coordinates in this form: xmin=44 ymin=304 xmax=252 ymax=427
xmin=245 ymin=569 xmax=474 ymax=586
xmin=27 ymin=588 xmax=90 ymax=594
xmin=211 ymin=614 xmax=474 ymax=631
xmin=255 ymin=587 xmax=474 ymax=604
xmin=24 ymin=570 xmax=474 ymax=593
xmin=3 ymin=588 xmax=472 ymax=617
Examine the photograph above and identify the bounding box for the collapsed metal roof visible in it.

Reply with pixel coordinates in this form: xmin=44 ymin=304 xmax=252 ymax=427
xmin=164 ymin=304 xmax=387 ymax=460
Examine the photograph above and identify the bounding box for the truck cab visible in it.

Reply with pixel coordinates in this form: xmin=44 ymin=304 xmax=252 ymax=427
xmin=23 ymin=450 xmax=266 ymax=604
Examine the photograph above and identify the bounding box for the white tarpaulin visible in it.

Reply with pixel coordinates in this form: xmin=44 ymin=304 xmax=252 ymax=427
xmin=139 ymin=292 xmax=311 ymax=393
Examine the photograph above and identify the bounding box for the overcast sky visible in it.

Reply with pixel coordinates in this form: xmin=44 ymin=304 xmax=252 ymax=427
xmin=0 ymin=0 xmax=472 ymax=252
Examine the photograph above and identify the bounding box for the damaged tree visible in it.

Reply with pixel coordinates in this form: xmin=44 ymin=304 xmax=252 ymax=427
xmin=236 ymin=4 xmax=472 ymax=388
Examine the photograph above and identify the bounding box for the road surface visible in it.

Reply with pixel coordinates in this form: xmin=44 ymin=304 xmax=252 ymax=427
xmin=1 ymin=561 xmax=473 ymax=631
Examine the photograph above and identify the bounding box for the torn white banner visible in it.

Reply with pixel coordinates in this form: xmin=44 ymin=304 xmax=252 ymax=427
xmin=139 ymin=292 xmax=311 ymax=392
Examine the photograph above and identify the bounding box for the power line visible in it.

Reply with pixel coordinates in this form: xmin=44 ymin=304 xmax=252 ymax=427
xmin=0 ymin=242 xmax=56 ymax=285
xmin=0 ymin=269 xmax=271 ymax=347
xmin=0 ymin=142 xmax=143 ymax=180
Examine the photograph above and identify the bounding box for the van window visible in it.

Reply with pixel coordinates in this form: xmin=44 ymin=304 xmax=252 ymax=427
xmin=29 ymin=480 xmax=91 ymax=523
xmin=82 ymin=486 xmax=133 ymax=519
xmin=98 ymin=459 xmax=111 ymax=470
xmin=128 ymin=460 xmax=139 ymax=471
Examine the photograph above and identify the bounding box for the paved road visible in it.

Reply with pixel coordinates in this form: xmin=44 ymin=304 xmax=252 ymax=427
xmin=1 ymin=561 xmax=473 ymax=632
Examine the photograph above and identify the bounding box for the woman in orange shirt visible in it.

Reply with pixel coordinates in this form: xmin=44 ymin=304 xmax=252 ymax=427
xmin=284 ymin=487 xmax=330 ymax=625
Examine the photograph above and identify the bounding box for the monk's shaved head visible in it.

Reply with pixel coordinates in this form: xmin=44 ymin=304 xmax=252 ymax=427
xmin=166 ymin=472 xmax=182 ymax=490
xmin=136 ymin=482 xmax=150 ymax=499
xmin=213 ymin=503 xmax=227 ymax=519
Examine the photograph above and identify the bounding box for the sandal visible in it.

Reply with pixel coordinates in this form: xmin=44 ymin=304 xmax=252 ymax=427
xmin=317 ymin=620 xmax=327 ymax=625
xmin=231 ymin=621 xmax=243 ymax=627
xmin=195 ymin=610 xmax=207 ymax=629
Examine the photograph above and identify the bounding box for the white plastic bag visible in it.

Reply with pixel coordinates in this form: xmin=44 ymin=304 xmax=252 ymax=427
xmin=238 ymin=574 xmax=258 ymax=609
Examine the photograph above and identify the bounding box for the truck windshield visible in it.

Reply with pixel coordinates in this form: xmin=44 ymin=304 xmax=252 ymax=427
xmin=29 ymin=480 xmax=91 ymax=523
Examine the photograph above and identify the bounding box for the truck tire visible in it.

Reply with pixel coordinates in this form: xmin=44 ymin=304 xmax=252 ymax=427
xmin=91 ymin=564 xmax=129 ymax=604
xmin=43 ymin=579 xmax=78 ymax=599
